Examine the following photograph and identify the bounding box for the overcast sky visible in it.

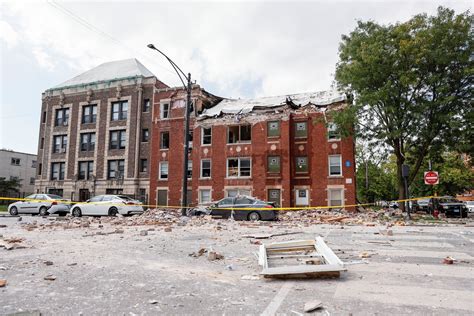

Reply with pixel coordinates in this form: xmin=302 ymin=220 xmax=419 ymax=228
xmin=0 ymin=0 xmax=471 ymax=154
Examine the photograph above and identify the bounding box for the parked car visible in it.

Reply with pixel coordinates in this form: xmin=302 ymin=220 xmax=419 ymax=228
xmin=203 ymin=195 xmax=277 ymax=221
xmin=428 ymin=196 xmax=468 ymax=218
xmin=411 ymin=198 xmax=430 ymax=213
xmin=70 ymin=195 xmax=143 ymax=217
xmin=8 ymin=194 xmax=70 ymax=216
xmin=464 ymin=201 xmax=474 ymax=213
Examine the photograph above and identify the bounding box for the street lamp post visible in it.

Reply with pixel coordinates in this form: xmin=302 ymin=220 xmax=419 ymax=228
xmin=147 ymin=44 xmax=192 ymax=216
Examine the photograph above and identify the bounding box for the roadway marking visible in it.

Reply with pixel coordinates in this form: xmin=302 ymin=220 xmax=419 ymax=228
xmin=261 ymin=282 xmax=294 ymax=316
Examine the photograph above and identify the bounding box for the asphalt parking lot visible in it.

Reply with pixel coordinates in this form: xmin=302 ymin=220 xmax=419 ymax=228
xmin=1 ymin=214 xmax=474 ymax=315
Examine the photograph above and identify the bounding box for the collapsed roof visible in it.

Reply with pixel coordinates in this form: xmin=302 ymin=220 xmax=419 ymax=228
xmin=199 ymin=89 xmax=347 ymax=118
xmin=50 ymin=58 xmax=155 ymax=91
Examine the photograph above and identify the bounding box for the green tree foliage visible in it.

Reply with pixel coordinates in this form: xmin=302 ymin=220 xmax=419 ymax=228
xmin=334 ymin=7 xmax=473 ymax=206
xmin=0 ymin=177 xmax=22 ymax=197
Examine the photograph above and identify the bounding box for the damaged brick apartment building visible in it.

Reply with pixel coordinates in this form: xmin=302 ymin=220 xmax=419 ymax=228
xmin=36 ymin=58 xmax=356 ymax=208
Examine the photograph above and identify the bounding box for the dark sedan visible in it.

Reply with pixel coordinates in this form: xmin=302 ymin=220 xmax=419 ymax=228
xmin=429 ymin=196 xmax=468 ymax=218
xmin=208 ymin=196 xmax=278 ymax=221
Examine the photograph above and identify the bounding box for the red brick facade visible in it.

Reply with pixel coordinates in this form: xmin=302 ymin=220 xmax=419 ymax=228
xmin=149 ymin=88 xmax=356 ymax=209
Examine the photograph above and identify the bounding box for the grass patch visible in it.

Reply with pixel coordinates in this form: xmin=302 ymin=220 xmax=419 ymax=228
xmin=0 ymin=204 xmax=8 ymax=213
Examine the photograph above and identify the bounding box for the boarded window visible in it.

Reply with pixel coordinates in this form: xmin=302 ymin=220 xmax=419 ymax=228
xmin=329 ymin=189 xmax=343 ymax=206
xmin=295 ymin=121 xmax=307 ymax=138
xmin=295 ymin=156 xmax=308 ymax=173
xmin=268 ymin=156 xmax=281 ymax=173
xmin=267 ymin=121 xmax=280 ymax=137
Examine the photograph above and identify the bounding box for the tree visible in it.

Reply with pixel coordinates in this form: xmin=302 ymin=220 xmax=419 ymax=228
xmin=0 ymin=177 xmax=22 ymax=197
xmin=334 ymin=7 xmax=473 ymax=209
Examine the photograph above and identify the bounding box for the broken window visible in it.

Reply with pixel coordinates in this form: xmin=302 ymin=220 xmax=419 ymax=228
xmin=201 ymin=159 xmax=211 ymax=178
xmin=267 ymin=156 xmax=281 ymax=173
xmin=202 ymin=127 xmax=212 ymax=145
xmin=159 ymin=161 xmax=169 ymax=180
xmin=267 ymin=121 xmax=280 ymax=137
xmin=328 ymin=123 xmax=340 ymax=140
xmin=227 ymin=158 xmax=251 ymax=178
xmin=294 ymin=121 xmax=307 ymax=138
xmin=160 ymin=132 xmax=170 ymax=149
xmin=227 ymin=125 xmax=251 ymax=143
xmin=160 ymin=102 xmax=170 ymax=119
xmin=295 ymin=156 xmax=308 ymax=173
xmin=329 ymin=155 xmax=342 ymax=176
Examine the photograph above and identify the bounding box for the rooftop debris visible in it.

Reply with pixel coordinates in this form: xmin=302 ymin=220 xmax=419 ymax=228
xmin=258 ymin=237 xmax=346 ymax=279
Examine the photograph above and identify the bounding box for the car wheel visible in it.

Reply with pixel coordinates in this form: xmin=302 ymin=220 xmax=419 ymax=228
xmin=248 ymin=211 xmax=261 ymax=221
xmin=108 ymin=207 xmax=118 ymax=217
xmin=72 ymin=207 xmax=82 ymax=217
xmin=39 ymin=206 xmax=48 ymax=217
xmin=9 ymin=206 xmax=18 ymax=216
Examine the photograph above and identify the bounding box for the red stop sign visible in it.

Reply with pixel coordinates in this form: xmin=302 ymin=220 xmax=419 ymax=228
xmin=424 ymin=171 xmax=439 ymax=185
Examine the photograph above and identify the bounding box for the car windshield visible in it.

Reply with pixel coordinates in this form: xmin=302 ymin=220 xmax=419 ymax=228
xmin=466 ymin=201 xmax=474 ymax=205
xmin=46 ymin=194 xmax=63 ymax=199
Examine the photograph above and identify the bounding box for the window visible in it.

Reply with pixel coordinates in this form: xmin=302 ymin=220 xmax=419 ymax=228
xmin=160 ymin=131 xmax=170 ymax=149
xmin=201 ymin=127 xmax=212 ymax=145
xmin=296 ymin=156 xmax=308 ymax=173
xmin=38 ymin=163 xmax=42 ymax=175
xmin=111 ymin=101 xmax=128 ymax=121
xmin=226 ymin=188 xmax=251 ymax=197
xmin=78 ymin=161 xmax=94 ymax=180
xmin=32 ymin=160 xmax=37 ymax=168
xmin=42 ymin=111 xmax=46 ymax=124
xmin=329 ymin=189 xmax=344 ymax=206
xmin=30 ymin=177 xmax=36 ymax=185
xmin=55 ymin=108 xmax=69 ymax=126
xmin=40 ymin=137 xmax=44 ymax=149
xmin=51 ymin=162 xmax=65 ymax=180
xmin=187 ymin=161 xmax=192 ymax=179
xmin=105 ymin=189 xmax=123 ymax=195
xmin=80 ymin=133 xmax=96 ymax=152
xmin=82 ymin=105 xmax=97 ymax=124
xmin=267 ymin=156 xmax=281 ymax=173
xmin=159 ymin=161 xmax=169 ymax=180
xmin=227 ymin=125 xmax=251 ymax=143
xmin=227 ymin=158 xmax=251 ymax=178
xmin=107 ymin=160 xmax=125 ymax=179
xmin=11 ymin=158 xmax=20 ymax=166
xmin=295 ymin=121 xmax=307 ymax=138
xmin=53 ymin=135 xmax=68 ymax=153
xmin=160 ymin=102 xmax=170 ymax=119
xmin=140 ymin=159 xmax=148 ymax=173
xmin=143 ymin=99 xmax=150 ymax=112
xmin=328 ymin=123 xmax=340 ymax=140
xmin=267 ymin=121 xmax=280 ymax=137
xmin=199 ymin=189 xmax=211 ymax=204
xmin=109 ymin=130 xmax=126 ymax=150
xmin=329 ymin=155 xmax=342 ymax=176
xmin=201 ymin=159 xmax=211 ymax=178
xmin=10 ymin=176 xmax=18 ymax=181
xmin=142 ymin=129 xmax=149 ymax=142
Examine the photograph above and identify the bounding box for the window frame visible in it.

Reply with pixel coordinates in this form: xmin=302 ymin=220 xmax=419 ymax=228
xmin=55 ymin=108 xmax=69 ymax=126
xmin=52 ymin=135 xmax=68 ymax=153
xmin=267 ymin=121 xmax=280 ymax=137
xmin=140 ymin=159 xmax=148 ymax=173
xmin=160 ymin=102 xmax=170 ymax=119
xmin=82 ymin=104 xmax=97 ymax=124
xmin=327 ymin=123 xmax=341 ymax=141
xmin=187 ymin=160 xmax=192 ymax=179
xmin=143 ymin=99 xmax=150 ymax=113
xmin=200 ymin=159 xmax=211 ymax=179
xmin=294 ymin=121 xmax=308 ymax=138
xmin=227 ymin=125 xmax=252 ymax=144
xmin=142 ymin=129 xmax=149 ymax=143
xmin=107 ymin=160 xmax=125 ymax=179
xmin=50 ymin=162 xmax=65 ymax=180
xmin=328 ymin=188 xmax=344 ymax=207
xmin=80 ymin=132 xmax=96 ymax=152
xmin=109 ymin=130 xmax=126 ymax=150
xmin=227 ymin=157 xmax=252 ymax=178
xmin=199 ymin=189 xmax=211 ymax=204
xmin=160 ymin=131 xmax=170 ymax=150
xmin=201 ymin=127 xmax=212 ymax=145
xmin=267 ymin=156 xmax=281 ymax=173
xmin=111 ymin=101 xmax=128 ymax=121
xmin=78 ymin=161 xmax=94 ymax=180
xmin=159 ymin=161 xmax=169 ymax=180
xmin=295 ymin=156 xmax=308 ymax=173
xmin=11 ymin=158 xmax=21 ymax=166
xmin=329 ymin=155 xmax=343 ymax=176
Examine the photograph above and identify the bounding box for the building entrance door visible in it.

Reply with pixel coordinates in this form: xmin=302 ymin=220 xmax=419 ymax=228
xmin=79 ymin=189 xmax=90 ymax=202
xmin=295 ymin=189 xmax=309 ymax=206
xmin=157 ymin=190 xmax=168 ymax=207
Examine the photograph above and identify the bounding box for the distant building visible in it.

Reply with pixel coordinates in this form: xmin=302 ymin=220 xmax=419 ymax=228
xmin=35 ymin=59 xmax=167 ymax=202
xmin=149 ymin=88 xmax=357 ymax=209
xmin=0 ymin=149 xmax=37 ymax=197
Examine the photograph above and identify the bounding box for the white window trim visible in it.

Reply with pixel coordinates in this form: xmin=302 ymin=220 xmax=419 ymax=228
xmin=327 ymin=122 xmax=341 ymax=142
xmin=328 ymin=188 xmax=345 ymax=207
xmin=200 ymin=159 xmax=211 ymax=179
xmin=201 ymin=126 xmax=212 ymax=146
xmin=160 ymin=102 xmax=170 ymax=119
xmin=159 ymin=161 xmax=169 ymax=180
xmin=328 ymin=155 xmax=343 ymax=177
xmin=198 ymin=188 xmax=212 ymax=204
xmin=226 ymin=157 xmax=252 ymax=178
xmin=226 ymin=125 xmax=252 ymax=145
xmin=225 ymin=187 xmax=252 ymax=197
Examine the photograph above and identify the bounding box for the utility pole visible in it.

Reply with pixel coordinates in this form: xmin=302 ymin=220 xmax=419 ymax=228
xmin=147 ymin=44 xmax=192 ymax=216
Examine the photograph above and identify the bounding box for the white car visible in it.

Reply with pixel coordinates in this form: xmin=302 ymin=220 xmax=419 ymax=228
xmin=70 ymin=195 xmax=144 ymax=217
xmin=465 ymin=201 xmax=474 ymax=213
xmin=8 ymin=194 xmax=70 ymax=216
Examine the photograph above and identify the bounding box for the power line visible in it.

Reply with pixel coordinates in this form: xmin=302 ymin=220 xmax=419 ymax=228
xmin=46 ymin=0 xmax=178 ymax=80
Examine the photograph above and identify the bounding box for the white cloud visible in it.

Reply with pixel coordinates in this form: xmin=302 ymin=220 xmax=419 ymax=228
xmin=0 ymin=20 xmax=19 ymax=48
xmin=32 ymin=47 xmax=55 ymax=71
